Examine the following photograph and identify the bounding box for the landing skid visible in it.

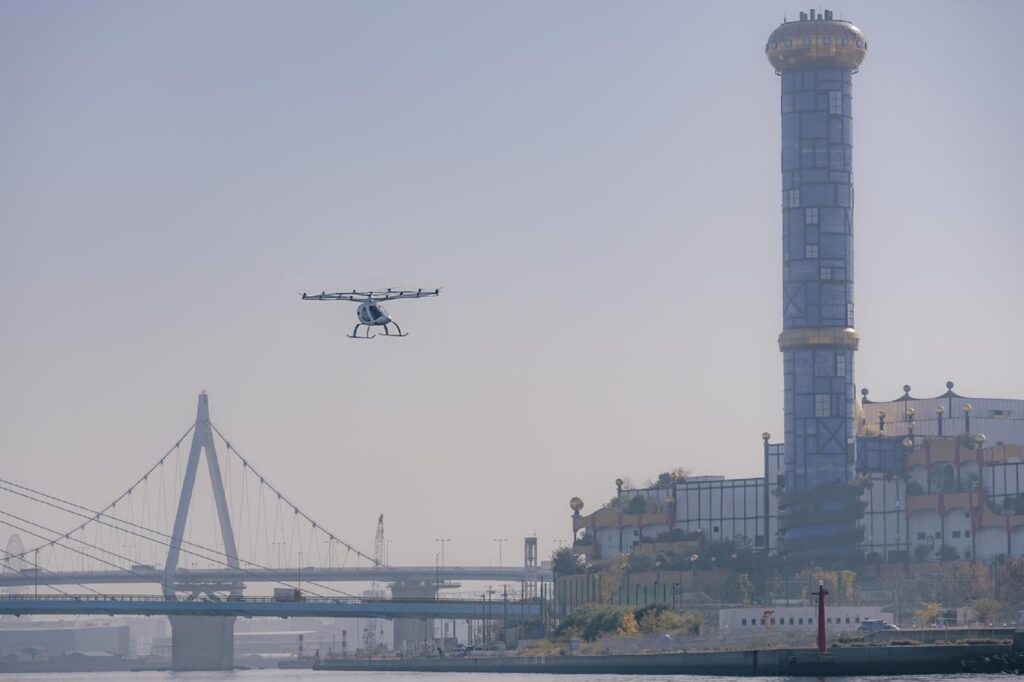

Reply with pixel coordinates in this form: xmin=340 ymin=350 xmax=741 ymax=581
xmin=348 ymin=324 xmax=375 ymax=339
xmin=380 ymin=322 xmax=408 ymax=338
xmin=348 ymin=322 xmax=408 ymax=339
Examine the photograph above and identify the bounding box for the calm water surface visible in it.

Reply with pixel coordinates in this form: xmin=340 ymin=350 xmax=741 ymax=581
xmin=0 ymin=672 xmax=1018 ymax=681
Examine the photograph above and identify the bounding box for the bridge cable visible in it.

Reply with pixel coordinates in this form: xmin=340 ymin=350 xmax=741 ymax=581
xmin=0 ymin=543 xmax=84 ymax=597
xmin=0 ymin=480 xmax=358 ymax=598
xmin=0 ymin=512 xmax=154 ymax=592
xmin=0 ymin=482 xmax=340 ymax=597
xmin=14 ymin=424 xmax=196 ymax=558
xmin=210 ymin=423 xmax=377 ymax=565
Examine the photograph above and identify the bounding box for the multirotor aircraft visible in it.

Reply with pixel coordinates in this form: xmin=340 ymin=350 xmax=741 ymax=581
xmin=300 ymin=288 xmax=440 ymax=338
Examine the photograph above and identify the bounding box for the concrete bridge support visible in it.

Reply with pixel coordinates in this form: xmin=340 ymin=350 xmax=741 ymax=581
xmin=390 ymin=581 xmax=436 ymax=655
xmin=169 ymin=615 xmax=235 ymax=670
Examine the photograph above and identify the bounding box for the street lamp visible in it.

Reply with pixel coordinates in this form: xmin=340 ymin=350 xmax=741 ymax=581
xmin=492 ymin=538 xmax=509 ymax=567
xmin=435 ymin=552 xmax=441 ymax=600
xmin=762 ymin=432 xmax=771 ymax=555
xmin=434 ymin=538 xmax=451 ymax=568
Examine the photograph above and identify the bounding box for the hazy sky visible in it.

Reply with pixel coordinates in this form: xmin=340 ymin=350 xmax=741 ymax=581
xmin=2 ymin=1 xmax=1022 ymax=569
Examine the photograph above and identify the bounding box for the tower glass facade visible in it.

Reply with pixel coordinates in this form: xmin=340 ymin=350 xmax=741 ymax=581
xmin=781 ymin=66 xmax=856 ymax=492
xmin=767 ymin=10 xmax=867 ymax=560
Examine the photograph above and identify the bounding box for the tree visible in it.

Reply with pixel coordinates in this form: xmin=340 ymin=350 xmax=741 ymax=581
xmin=724 ymin=573 xmax=754 ymax=605
xmin=836 ymin=570 xmax=856 ymax=605
xmin=625 ymin=495 xmax=648 ymax=514
xmin=556 ymin=604 xmax=636 ymax=641
xmin=626 ymin=553 xmax=654 ymax=573
xmin=551 ymin=547 xmax=581 ymax=576
xmin=634 ymin=603 xmax=702 ymax=635
xmin=972 ymin=598 xmax=1000 ymax=625
xmin=915 ymin=601 xmax=941 ymax=626
xmin=1000 ymin=557 xmax=1024 ymax=612
xmin=670 ymin=467 xmax=690 ymax=482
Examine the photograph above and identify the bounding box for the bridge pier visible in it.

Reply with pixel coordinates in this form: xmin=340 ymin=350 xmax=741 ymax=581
xmin=169 ymin=615 xmax=235 ymax=670
xmin=390 ymin=581 xmax=435 ymax=655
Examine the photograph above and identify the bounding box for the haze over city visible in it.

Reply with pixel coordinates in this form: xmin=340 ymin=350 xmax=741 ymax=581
xmin=2 ymin=0 xmax=1022 ymax=569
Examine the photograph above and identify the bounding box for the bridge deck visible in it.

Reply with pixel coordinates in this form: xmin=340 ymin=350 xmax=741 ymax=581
xmin=0 ymin=595 xmax=542 ymax=620
xmin=0 ymin=566 xmax=550 ymax=588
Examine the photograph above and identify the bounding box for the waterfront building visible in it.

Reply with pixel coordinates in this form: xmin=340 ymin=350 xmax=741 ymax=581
xmin=0 ymin=624 xmax=129 ymax=658
xmin=568 ymin=11 xmax=1024 ymax=568
xmin=719 ymin=605 xmax=888 ymax=634
xmin=573 ymin=390 xmax=1024 ymax=565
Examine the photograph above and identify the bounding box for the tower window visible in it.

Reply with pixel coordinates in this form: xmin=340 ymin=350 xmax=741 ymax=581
xmin=847 ymin=302 xmax=854 ymax=322
xmin=815 ymin=394 xmax=831 ymax=417
xmin=805 ymin=244 xmax=819 ymax=258
xmin=805 ymin=207 xmax=819 ymax=224
xmin=829 ymin=91 xmax=843 ymax=115
xmin=841 ymin=36 xmax=849 ymax=45
xmin=823 ymin=36 xmax=831 ymax=46
xmin=803 ymin=37 xmax=811 ymax=47
xmin=820 ymin=267 xmax=832 ymax=280
xmin=836 ymin=354 xmax=846 ymax=377
xmin=786 ymin=189 xmax=800 ymax=208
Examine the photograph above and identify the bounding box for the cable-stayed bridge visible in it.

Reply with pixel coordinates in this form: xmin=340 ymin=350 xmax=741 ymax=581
xmin=0 ymin=393 xmax=548 ymax=669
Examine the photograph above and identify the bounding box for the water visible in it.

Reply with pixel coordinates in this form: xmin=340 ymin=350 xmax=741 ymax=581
xmin=0 ymin=672 xmax=1018 ymax=682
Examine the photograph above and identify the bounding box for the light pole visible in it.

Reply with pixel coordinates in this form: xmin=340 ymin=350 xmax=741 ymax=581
xmin=762 ymin=432 xmax=771 ymax=555
xmin=434 ymin=538 xmax=451 ymax=568
xmin=435 ymin=552 xmax=441 ymax=600
xmin=492 ymin=538 xmax=509 ymax=567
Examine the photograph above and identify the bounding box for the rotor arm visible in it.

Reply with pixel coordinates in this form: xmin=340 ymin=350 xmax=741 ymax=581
xmin=300 ymin=288 xmax=440 ymax=303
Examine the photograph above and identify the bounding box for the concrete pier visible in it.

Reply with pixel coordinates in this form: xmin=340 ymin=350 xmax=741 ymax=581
xmin=169 ymin=615 xmax=235 ymax=671
xmin=390 ymin=581 xmax=436 ymax=655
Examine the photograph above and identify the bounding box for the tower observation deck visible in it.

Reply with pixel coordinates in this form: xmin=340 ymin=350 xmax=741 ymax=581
xmin=767 ymin=10 xmax=867 ymax=560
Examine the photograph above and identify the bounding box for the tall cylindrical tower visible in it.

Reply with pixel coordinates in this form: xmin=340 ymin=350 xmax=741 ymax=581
xmin=767 ymin=9 xmax=867 ymax=560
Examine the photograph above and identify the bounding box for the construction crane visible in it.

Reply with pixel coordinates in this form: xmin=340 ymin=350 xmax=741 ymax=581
xmin=363 ymin=515 xmax=386 ymax=654
xmin=374 ymin=514 xmax=385 ymax=568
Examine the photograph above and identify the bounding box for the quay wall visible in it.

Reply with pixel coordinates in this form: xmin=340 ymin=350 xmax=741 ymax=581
xmin=317 ymin=643 xmax=1020 ymax=676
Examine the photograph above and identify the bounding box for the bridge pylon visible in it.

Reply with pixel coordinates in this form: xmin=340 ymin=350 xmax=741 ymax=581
xmin=164 ymin=391 xmax=241 ymax=670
